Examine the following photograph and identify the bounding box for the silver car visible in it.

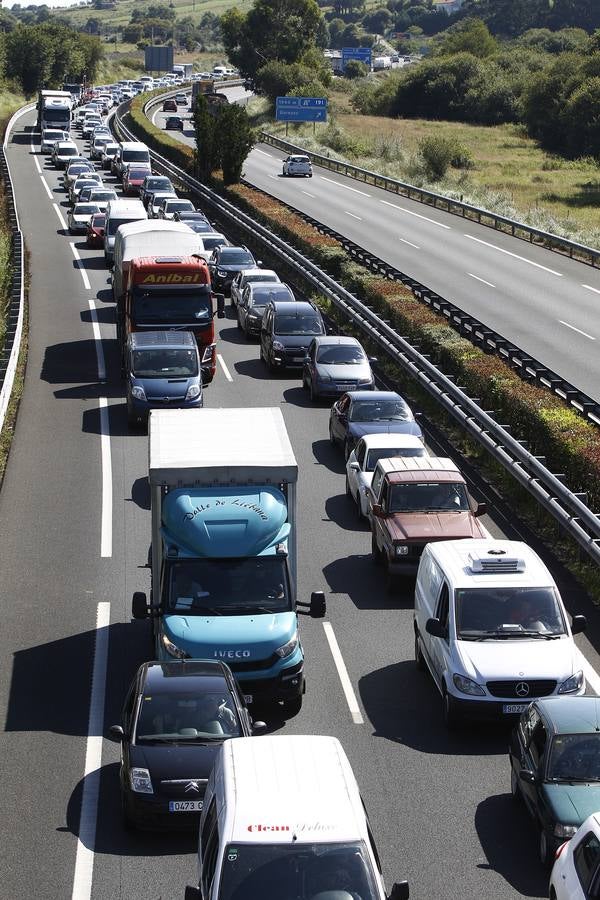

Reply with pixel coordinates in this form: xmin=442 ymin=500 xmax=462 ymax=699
xmin=302 ymin=335 xmax=376 ymax=401
xmin=68 ymin=202 xmax=101 ymax=234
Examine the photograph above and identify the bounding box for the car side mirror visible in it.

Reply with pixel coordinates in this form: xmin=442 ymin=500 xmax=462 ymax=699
xmin=256 ymin=260 xmax=263 ymax=266
xmin=310 ymin=590 xmax=326 ymax=618
xmin=371 ymin=503 xmax=385 ymax=518
xmin=251 ymin=720 xmax=267 ymax=735
xmin=425 ymin=617 xmax=446 ymax=639
xmin=303 ymin=355 xmax=310 ymax=364
xmin=215 ymin=293 xmax=225 ymax=319
xmin=184 ymin=888 xmax=201 ymax=900
xmin=368 ymin=356 xmax=378 ymax=363
xmin=519 ymin=768 xmax=537 ymax=785
xmin=350 ymin=461 xmax=360 ymax=471
xmin=99 ymin=229 xmax=105 ymax=236
xmin=132 ymin=591 xmax=148 ymax=619
xmin=107 ymin=725 xmax=125 ymax=742
xmin=474 ymin=501 xmax=487 ymax=516
xmin=571 ymin=614 xmax=587 ymax=635
xmin=389 ymin=883 xmax=410 ymax=900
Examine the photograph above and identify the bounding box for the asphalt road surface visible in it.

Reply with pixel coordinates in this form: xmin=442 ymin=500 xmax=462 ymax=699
xmin=2 ymin=105 xmax=600 ymax=900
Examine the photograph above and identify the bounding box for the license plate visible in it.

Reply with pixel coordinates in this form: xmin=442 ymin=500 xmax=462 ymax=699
xmin=244 ymin=694 xmax=253 ymax=704
xmin=292 ymin=357 xmax=303 ymax=362
xmin=169 ymin=800 xmax=203 ymax=813
xmin=503 ymin=703 xmax=529 ymax=714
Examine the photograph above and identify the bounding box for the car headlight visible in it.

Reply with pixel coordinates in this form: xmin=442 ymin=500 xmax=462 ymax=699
xmin=275 ymin=634 xmax=298 ymax=659
xmin=217 ymin=269 xmax=227 ymax=278
xmin=394 ymin=544 xmax=409 ymax=556
xmin=452 ymin=674 xmax=486 ymax=696
xmin=131 ymin=385 xmax=146 ymax=401
xmin=201 ymin=343 xmax=215 ymax=363
xmin=554 ymin=823 xmax=577 ymax=839
xmin=558 ymin=670 xmax=584 ymax=694
xmin=185 ymin=384 xmax=201 ymax=401
xmin=130 ymin=767 xmax=153 ymax=794
xmin=272 ymin=341 xmax=285 ymax=352
xmin=161 ymin=633 xmax=189 ymax=659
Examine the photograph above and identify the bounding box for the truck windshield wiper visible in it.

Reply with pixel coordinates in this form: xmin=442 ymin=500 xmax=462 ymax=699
xmin=193 ymin=605 xmax=224 ymax=616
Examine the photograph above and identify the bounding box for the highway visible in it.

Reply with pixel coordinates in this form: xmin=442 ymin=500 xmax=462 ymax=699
xmin=152 ymin=91 xmax=600 ymax=403
xmin=2 ymin=104 xmax=600 ymax=900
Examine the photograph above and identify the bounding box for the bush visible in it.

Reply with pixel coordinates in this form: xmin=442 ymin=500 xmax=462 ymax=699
xmin=418 ymin=135 xmax=455 ymax=180
xmin=344 ymin=60 xmax=368 ymax=80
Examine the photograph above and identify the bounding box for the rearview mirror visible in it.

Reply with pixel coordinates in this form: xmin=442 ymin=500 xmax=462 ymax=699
xmin=519 ymin=768 xmax=537 ymax=785
xmin=389 ymin=882 xmax=410 ymax=900
xmin=371 ymin=503 xmax=385 ymax=518
xmin=571 ymin=614 xmax=587 ymax=635
xmin=309 ymin=591 xmax=326 ymax=618
xmin=132 ymin=592 xmax=148 ymax=619
xmin=350 ymin=461 xmax=360 ymax=471
xmin=474 ymin=502 xmax=487 ymax=516
xmin=251 ymin=720 xmax=267 ymax=735
xmin=368 ymin=356 xmax=378 ymax=364
xmin=425 ymin=617 xmax=446 ymax=639
xmin=107 ymin=725 xmax=125 ymax=742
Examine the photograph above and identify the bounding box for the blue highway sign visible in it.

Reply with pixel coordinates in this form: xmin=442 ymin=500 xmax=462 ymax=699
xmin=276 ymin=96 xmax=328 ymax=123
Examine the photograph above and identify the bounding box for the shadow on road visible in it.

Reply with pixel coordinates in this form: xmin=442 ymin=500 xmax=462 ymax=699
xmin=312 ymin=438 xmax=345 ymax=475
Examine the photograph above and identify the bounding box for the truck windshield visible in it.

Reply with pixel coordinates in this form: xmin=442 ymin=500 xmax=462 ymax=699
xmin=46 ymin=110 xmax=70 ymax=125
xmin=388 ymin=482 xmax=469 ymax=513
xmin=167 ymin=558 xmax=291 ymax=615
xmin=132 ymin=286 xmax=212 ymax=324
xmin=123 ymin=150 xmax=150 ymax=163
xmin=455 ymin=587 xmax=566 ymax=639
xmin=218 ymin=842 xmax=379 ymax=900
xmin=132 ymin=348 xmax=198 ymax=377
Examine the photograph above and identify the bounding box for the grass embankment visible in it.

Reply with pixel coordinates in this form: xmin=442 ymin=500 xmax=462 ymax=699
xmin=54 ymin=0 xmax=250 ymax=30
xmin=255 ymin=84 xmax=600 ymax=249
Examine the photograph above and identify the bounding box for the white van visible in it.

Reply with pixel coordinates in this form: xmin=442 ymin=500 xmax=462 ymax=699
xmin=185 ymin=734 xmax=409 ymax=900
xmin=114 ymin=140 xmax=151 ymax=178
xmin=103 ymin=199 xmax=147 ymax=265
xmin=414 ymin=539 xmax=587 ymax=728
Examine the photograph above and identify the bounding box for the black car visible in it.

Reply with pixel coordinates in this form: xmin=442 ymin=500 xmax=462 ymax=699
xmin=208 ymin=245 xmax=257 ymax=294
xmin=173 ymin=210 xmax=215 ymax=234
xmin=238 ymin=282 xmax=295 ymax=338
xmin=329 ymin=390 xmax=422 ymax=460
xmin=259 ymin=300 xmax=325 ymax=371
xmin=165 ymin=116 xmax=184 ymax=130
xmin=140 ymin=175 xmax=174 ymax=209
xmin=108 ymin=660 xmax=265 ymax=830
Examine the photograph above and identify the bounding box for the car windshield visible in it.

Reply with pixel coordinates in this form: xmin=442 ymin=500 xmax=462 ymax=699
xmin=167 ymin=558 xmax=291 ymax=616
xmin=218 ymin=842 xmax=379 ymax=900
xmin=146 ymin=178 xmax=172 ymax=191
xmin=350 ymin=398 xmax=411 ymax=422
xmin=547 ymin=734 xmax=600 ymax=782
xmin=455 ymin=586 xmax=566 ymax=638
xmin=252 ymin=287 xmax=292 ymax=304
xmin=203 ymin=236 xmax=227 ymax=250
xmin=60 ymin=147 xmax=77 ymax=156
xmin=218 ymin=250 xmax=255 ymax=266
xmin=247 ymin=273 xmax=278 ymax=284
xmin=135 ymin=690 xmax=242 ymax=743
xmin=365 ymin=447 xmax=425 ymax=471
xmin=90 ymin=192 xmax=116 ymax=201
xmin=91 ymin=214 xmax=105 ymax=227
xmin=275 ymin=314 xmax=323 ymax=335
xmin=388 ymin=481 xmax=470 ymax=513
xmin=132 ymin=286 xmax=212 ymax=324
xmin=75 ymin=205 xmax=99 ymax=215
xmin=132 ymin=347 xmax=198 ymax=377
xmin=317 ymin=345 xmax=365 ymax=365
xmin=166 ymin=201 xmax=193 ymax=211
xmin=108 ymin=217 xmax=143 ymax=236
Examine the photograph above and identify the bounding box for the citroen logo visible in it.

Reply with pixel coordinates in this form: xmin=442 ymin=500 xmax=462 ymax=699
xmin=185 ymin=781 xmax=201 ymax=793
xmin=515 ymin=682 xmax=530 ymax=698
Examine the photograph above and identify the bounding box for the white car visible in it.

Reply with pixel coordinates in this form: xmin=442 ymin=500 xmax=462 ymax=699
xmin=148 ymin=191 xmax=178 ymax=218
xmin=86 ymin=188 xmax=118 ymax=212
xmin=157 ymin=198 xmax=195 ymax=220
xmin=40 ymin=128 xmax=69 ymax=154
xmin=90 ymin=135 xmax=111 ymax=160
xmin=550 ymin=812 xmax=600 ymax=899
xmin=282 ymin=154 xmax=312 ymax=177
xmin=346 ymin=433 xmax=428 ymax=518
xmin=52 ymin=140 xmax=79 ymax=168
xmin=101 ymin=143 xmax=119 ymax=170
xmin=82 ymin=116 xmax=103 ymax=139
xmin=193 ymin=233 xmax=229 ymax=261
xmin=70 ymin=174 xmax=103 ymax=204
xmin=230 ymin=268 xmax=280 ymax=307
xmin=68 ymin=202 xmax=101 ymax=234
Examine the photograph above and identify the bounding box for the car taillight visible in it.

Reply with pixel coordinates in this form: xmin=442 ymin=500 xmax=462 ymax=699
xmin=555 ymin=841 xmax=568 ymax=860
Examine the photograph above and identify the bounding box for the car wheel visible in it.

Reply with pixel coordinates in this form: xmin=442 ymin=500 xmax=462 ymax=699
xmin=309 ymin=379 xmax=317 ymax=403
xmin=345 ymin=476 xmax=351 ymax=498
xmin=329 ymin=422 xmax=336 ymax=446
xmin=121 ymin=793 xmax=134 ymax=831
xmin=442 ymin=685 xmax=459 ymax=730
xmin=302 ymin=371 xmax=308 ymax=391
xmin=371 ymin=531 xmax=382 ymax=565
xmin=236 ymin=315 xmax=241 ymax=331
xmin=281 ymin=695 xmax=302 ymax=718
xmin=344 ymin=440 xmax=351 ymax=461
xmin=415 ymin=632 xmax=426 ymax=670
xmin=510 ymin=766 xmax=522 ymax=803
xmin=539 ymin=829 xmax=553 ymax=869
xmin=355 ymin=492 xmax=364 ymax=520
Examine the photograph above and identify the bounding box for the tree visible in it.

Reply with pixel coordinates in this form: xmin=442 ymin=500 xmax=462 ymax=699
xmin=362 ymin=8 xmax=393 ymax=35
xmin=192 ymin=94 xmax=220 ymax=179
xmin=216 ymin=103 xmax=255 ymax=184
xmin=344 ymin=59 xmax=368 ymax=78
xmin=434 ymin=18 xmax=498 ymax=58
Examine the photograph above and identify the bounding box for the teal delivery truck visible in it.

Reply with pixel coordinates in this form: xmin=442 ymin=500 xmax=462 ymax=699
xmin=133 ymin=407 xmax=325 ymax=715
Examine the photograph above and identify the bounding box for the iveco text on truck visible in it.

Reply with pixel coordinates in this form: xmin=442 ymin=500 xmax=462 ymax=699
xmin=132 ymin=408 xmax=326 ymax=715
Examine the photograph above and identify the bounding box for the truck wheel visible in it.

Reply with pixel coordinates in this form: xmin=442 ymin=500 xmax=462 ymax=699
xmin=281 ymin=695 xmax=302 ymax=718
xmin=236 ymin=315 xmax=241 ymax=330
xmin=539 ymin=829 xmax=554 ymax=869
xmin=415 ymin=632 xmax=426 ymax=671
xmin=371 ymin=532 xmax=382 ymax=565
xmin=385 ymin=559 xmax=396 ymax=593
xmin=309 ymin=380 xmax=317 ymax=403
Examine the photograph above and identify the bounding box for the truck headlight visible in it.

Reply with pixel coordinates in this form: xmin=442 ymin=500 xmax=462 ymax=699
xmin=130 ymin=767 xmax=153 ymax=794
xmin=217 ymin=269 xmax=227 ymax=278
xmin=452 ymin=674 xmax=486 ymax=696
xmin=394 ymin=544 xmax=409 ymax=556
xmin=272 ymin=341 xmax=284 ymax=352
xmin=275 ymin=634 xmax=298 ymax=659
xmin=161 ymin=634 xmax=189 ymax=659
xmin=131 ymin=385 xmax=146 ymax=401
xmin=558 ymin=670 xmax=584 ymax=694
xmin=185 ymin=384 xmax=201 ymax=400
xmin=554 ymin=823 xmax=577 ymax=839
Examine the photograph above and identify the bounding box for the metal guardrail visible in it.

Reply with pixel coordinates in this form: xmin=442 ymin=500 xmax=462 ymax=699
xmin=115 ymin=105 xmax=600 ymax=569
xmin=0 ymin=106 xmax=30 ymax=436
xmin=259 ymin=131 xmax=600 ymax=268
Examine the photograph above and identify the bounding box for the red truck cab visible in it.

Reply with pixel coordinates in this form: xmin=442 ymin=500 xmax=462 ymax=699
xmin=120 ymin=255 xmax=224 ymax=382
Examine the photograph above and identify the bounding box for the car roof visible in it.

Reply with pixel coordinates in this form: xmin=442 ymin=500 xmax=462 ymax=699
xmin=241 ymin=268 xmax=277 ymax=278
xmin=377 ymin=456 xmax=463 ymax=483
xmin=536 ymin=697 xmax=600 ymax=735
xmin=359 ymin=433 xmax=425 ymax=450
xmin=349 ymin=390 xmax=402 ymax=402
xmin=271 ymin=301 xmax=314 ymax=314
xmin=248 ymin=282 xmax=291 ymax=294
xmin=313 ymin=335 xmax=361 ymax=347
xmin=140 ymin=659 xmax=232 ymax=693
xmin=129 ymin=330 xmax=198 ymax=350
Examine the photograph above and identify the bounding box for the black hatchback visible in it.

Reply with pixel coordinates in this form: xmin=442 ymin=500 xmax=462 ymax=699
xmin=259 ymin=300 xmax=325 ymax=371
xmin=108 ymin=660 xmax=265 ymax=830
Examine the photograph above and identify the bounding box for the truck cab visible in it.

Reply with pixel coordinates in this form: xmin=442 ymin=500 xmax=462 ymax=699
xmin=132 ymin=408 xmax=325 ymax=717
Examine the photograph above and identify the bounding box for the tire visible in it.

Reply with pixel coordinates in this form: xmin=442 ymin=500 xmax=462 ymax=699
xmin=345 ymin=476 xmax=351 ymax=498
xmin=309 ymin=379 xmax=317 ymax=403
xmin=344 ymin=440 xmax=351 ymax=462
xmin=442 ymin=686 xmax=459 ymax=730
xmin=329 ymin=422 xmax=336 ymax=446
xmin=371 ymin=531 xmax=382 ymax=565
xmin=539 ymin=828 xmax=554 ymax=869
xmin=281 ymin=695 xmax=302 ymax=718
xmin=121 ymin=793 xmax=134 ymax=831
xmin=236 ymin=315 xmax=241 ymax=331
xmin=415 ymin=632 xmax=426 ymax=671
xmin=385 ymin=558 xmax=396 ymax=593
xmin=510 ymin=765 xmax=522 ymax=803
xmin=302 ymin=371 xmax=308 ymax=391
xmin=355 ymin=492 xmax=363 ymax=520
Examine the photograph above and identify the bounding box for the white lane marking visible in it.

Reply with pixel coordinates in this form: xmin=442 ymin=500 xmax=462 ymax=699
xmin=380 ymin=198 xmax=450 ymax=229
xmin=582 ymin=284 xmax=600 ymax=296
xmin=344 ymin=211 xmax=362 ymax=221
xmin=301 ymin=190 xmax=315 ymax=198
xmin=255 ymin=148 xmax=273 ymax=158
xmin=468 ymin=272 xmax=496 ymax=289
xmin=85 ymin=292 xmax=106 ymax=381
xmin=559 ymin=319 xmax=595 ymax=341
xmin=70 ymin=601 xmax=110 ymax=900
xmin=151 ymin=107 xmax=161 ymax=126
xmin=576 ymin=648 xmax=600 ymax=697
xmin=322 ymin=621 xmax=364 ymax=725
xmin=33 ymin=156 xmax=41 ymax=174
xmin=267 ymin=174 xmax=277 ymax=180
xmin=319 ymin=175 xmax=371 ymax=198
xmin=217 ymin=353 xmax=233 ymax=382
xmin=399 ymin=237 xmax=420 ymax=250
xmin=464 ymin=234 xmax=564 ymax=276
xmin=41 ymin=176 xmax=53 ymax=199
xmin=99 ymin=398 xmax=112 ymax=558
xmin=70 ymin=243 xmax=91 ymax=290
xmin=53 ymin=202 xmax=67 ymax=230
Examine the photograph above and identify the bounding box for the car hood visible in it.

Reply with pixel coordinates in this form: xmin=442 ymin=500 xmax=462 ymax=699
xmin=316 ymin=363 xmax=372 ymax=381
xmin=542 ymin=783 xmax=600 ymax=826
xmin=164 ymin=611 xmax=296 ymax=660
xmin=276 ymin=334 xmax=320 ymax=349
xmin=130 ymin=741 xmax=220 ymax=781
xmin=135 ymin=377 xmax=193 ymax=399
xmin=386 ymin=511 xmax=485 ymax=541
xmin=455 ymin=636 xmax=577 ymax=683
xmin=349 ymin=421 xmax=423 ymax=439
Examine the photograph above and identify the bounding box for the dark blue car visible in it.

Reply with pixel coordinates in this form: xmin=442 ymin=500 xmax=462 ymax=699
xmin=125 ymin=330 xmax=203 ymax=428
xmin=329 ymin=390 xmax=422 ymax=460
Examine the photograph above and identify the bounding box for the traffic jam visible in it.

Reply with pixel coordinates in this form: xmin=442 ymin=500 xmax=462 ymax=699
xmin=33 ymin=80 xmax=600 ymax=900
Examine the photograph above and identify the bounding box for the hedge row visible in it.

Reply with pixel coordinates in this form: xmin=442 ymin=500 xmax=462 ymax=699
xmin=126 ymin=98 xmax=600 ymax=510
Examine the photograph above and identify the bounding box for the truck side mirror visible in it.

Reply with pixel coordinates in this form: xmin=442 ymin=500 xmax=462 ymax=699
xmin=571 ymin=614 xmax=587 ymax=635
xmin=309 ymin=590 xmax=326 ymax=618
xmin=251 ymin=720 xmax=267 ymax=735
xmin=519 ymin=768 xmax=538 ymax=785
xmin=389 ymin=882 xmax=410 ymax=900
xmin=107 ymin=725 xmax=125 ymax=742
xmin=184 ymin=888 xmax=201 ymax=900
xmin=215 ymin=293 xmax=225 ymax=318
xmin=132 ymin=591 xmax=148 ymax=619
xmin=371 ymin=503 xmax=385 ymax=518
xmin=474 ymin=501 xmax=487 ymax=516
xmin=425 ymin=617 xmax=446 ymax=639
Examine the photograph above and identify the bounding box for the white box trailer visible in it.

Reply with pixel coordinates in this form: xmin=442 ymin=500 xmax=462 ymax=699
xmin=112 ymin=220 xmax=198 ymax=304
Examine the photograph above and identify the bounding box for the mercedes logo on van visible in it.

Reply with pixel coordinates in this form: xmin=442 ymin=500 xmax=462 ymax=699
xmin=515 ymin=682 xmax=530 ymax=697
xmin=185 ymin=781 xmax=201 ymax=794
